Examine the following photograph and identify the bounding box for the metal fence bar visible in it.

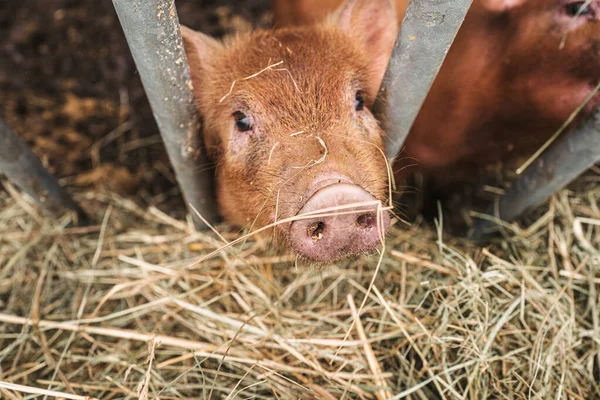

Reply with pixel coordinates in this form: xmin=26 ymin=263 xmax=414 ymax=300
xmin=112 ymin=0 xmax=219 ymax=229
xmin=0 ymin=118 xmax=88 ymax=223
xmin=471 ymin=108 xmax=600 ymax=238
xmin=375 ymin=0 xmax=473 ymax=161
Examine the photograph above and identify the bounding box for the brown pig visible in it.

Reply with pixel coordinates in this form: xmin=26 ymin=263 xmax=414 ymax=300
xmin=180 ymin=0 xmax=400 ymax=264
xmin=403 ymin=0 xmax=600 ymax=184
xmin=273 ymin=0 xmax=408 ymax=27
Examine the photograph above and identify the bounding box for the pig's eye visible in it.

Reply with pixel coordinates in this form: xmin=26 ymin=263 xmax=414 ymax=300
xmin=233 ymin=111 xmax=253 ymax=132
xmin=355 ymin=91 xmax=365 ymax=111
xmin=565 ymin=1 xmax=593 ymax=16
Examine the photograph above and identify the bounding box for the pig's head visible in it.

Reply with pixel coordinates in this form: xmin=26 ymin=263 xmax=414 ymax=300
xmin=181 ymin=0 xmax=398 ymax=264
xmin=481 ymin=0 xmax=600 ymax=121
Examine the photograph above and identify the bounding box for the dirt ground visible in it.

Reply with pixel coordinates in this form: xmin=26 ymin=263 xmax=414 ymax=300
xmin=0 ymin=0 xmax=271 ymax=219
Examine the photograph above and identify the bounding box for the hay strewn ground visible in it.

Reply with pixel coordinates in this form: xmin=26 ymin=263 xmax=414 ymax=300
xmin=1 ymin=172 xmax=599 ymax=399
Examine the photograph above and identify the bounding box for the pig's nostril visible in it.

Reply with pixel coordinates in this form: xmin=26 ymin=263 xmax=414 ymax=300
xmin=307 ymin=221 xmax=326 ymax=244
xmin=356 ymin=213 xmax=376 ymax=230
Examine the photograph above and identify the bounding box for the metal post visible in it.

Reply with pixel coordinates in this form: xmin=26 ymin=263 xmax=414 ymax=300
xmin=112 ymin=0 xmax=219 ymax=229
xmin=374 ymin=0 xmax=473 ymax=161
xmin=0 ymin=118 xmax=88 ymax=223
xmin=471 ymin=108 xmax=600 ymax=238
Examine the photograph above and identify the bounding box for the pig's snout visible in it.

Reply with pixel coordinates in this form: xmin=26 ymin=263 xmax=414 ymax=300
xmin=289 ymin=183 xmax=390 ymax=263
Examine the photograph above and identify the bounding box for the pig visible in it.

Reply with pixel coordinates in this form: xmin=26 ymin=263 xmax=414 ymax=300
xmin=403 ymin=0 xmax=600 ymax=186
xmin=273 ymin=0 xmax=408 ymax=28
xmin=274 ymin=0 xmax=600 ymax=193
xmin=180 ymin=0 xmax=401 ymax=264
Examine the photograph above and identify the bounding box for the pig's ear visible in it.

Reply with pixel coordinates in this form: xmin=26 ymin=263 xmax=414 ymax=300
xmin=180 ymin=25 xmax=222 ymax=99
xmin=479 ymin=0 xmax=525 ymax=12
xmin=332 ymin=0 xmax=399 ymax=97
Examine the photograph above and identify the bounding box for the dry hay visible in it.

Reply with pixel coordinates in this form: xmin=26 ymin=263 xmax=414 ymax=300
xmin=1 ymin=172 xmax=599 ymax=400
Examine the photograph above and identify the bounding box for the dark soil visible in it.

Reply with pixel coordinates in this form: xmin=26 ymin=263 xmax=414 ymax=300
xmin=0 ymin=0 xmax=271 ymax=218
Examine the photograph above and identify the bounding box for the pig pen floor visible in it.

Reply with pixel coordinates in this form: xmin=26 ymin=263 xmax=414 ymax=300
xmin=1 ymin=0 xmax=600 ymax=399
xmin=1 ymin=172 xmax=600 ymax=399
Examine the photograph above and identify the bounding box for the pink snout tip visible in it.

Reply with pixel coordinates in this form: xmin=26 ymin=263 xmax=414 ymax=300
xmin=288 ymin=183 xmax=390 ymax=263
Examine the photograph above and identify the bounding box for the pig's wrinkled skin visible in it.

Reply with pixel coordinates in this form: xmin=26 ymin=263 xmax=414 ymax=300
xmin=181 ymin=0 xmax=400 ymax=264
xmin=274 ymin=0 xmax=600 ymax=187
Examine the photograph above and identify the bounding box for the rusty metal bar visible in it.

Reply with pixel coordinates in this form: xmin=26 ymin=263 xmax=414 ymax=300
xmin=0 ymin=118 xmax=88 ymax=223
xmin=374 ymin=0 xmax=473 ymax=161
xmin=471 ymin=108 xmax=600 ymax=238
xmin=112 ymin=0 xmax=219 ymax=229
